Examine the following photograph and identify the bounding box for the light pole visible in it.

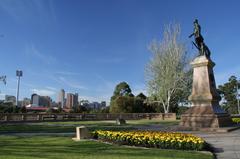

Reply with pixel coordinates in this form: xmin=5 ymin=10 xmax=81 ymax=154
xmin=16 ymin=70 xmax=23 ymax=107
xmin=0 ymin=76 xmax=6 ymax=85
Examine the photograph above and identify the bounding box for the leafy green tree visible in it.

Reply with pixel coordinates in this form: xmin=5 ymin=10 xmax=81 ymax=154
xmin=20 ymin=106 xmax=27 ymax=113
xmin=110 ymin=82 xmax=135 ymax=113
xmin=218 ymin=75 xmax=240 ymax=114
xmin=112 ymin=82 xmax=132 ymax=97
xmin=101 ymin=106 xmax=110 ymax=113
xmin=111 ymin=96 xmax=135 ymax=113
xmin=145 ymin=23 xmax=191 ymax=113
xmin=136 ymin=93 xmax=147 ymax=100
xmin=133 ymin=93 xmax=147 ymax=113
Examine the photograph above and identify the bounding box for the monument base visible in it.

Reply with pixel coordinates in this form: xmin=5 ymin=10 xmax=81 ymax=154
xmin=179 ymin=106 xmax=233 ymax=129
xmin=179 ymin=55 xmax=234 ymax=131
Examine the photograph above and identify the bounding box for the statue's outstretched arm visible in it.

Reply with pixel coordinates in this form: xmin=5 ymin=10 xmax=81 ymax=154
xmin=189 ymin=33 xmax=194 ymax=38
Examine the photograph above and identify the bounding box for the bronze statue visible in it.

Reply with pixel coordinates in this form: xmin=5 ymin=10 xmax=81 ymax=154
xmin=189 ymin=19 xmax=211 ymax=58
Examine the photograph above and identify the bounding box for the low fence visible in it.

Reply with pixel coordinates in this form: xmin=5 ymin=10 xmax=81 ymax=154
xmin=231 ymin=114 xmax=240 ymax=118
xmin=0 ymin=113 xmax=176 ymax=123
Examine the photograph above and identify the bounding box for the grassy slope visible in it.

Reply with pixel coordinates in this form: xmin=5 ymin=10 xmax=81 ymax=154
xmin=0 ymin=135 xmax=213 ymax=159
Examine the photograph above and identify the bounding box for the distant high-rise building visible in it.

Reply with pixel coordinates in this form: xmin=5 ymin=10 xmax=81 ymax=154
xmin=31 ymin=94 xmax=39 ymax=106
xmin=89 ymin=102 xmax=101 ymax=109
xmin=31 ymin=94 xmax=51 ymax=107
xmin=4 ymin=95 xmax=16 ymax=105
xmin=57 ymin=89 xmax=65 ymax=108
xmin=21 ymin=98 xmax=31 ymax=107
xmin=74 ymin=93 xmax=78 ymax=107
xmin=66 ymin=93 xmax=78 ymax=109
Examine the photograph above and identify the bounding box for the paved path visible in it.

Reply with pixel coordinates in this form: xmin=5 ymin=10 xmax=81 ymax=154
xmin=195 ymin=129 xmax=240 ymax=159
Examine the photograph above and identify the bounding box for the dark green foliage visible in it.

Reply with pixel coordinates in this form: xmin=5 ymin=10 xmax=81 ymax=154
xmin=101 ymin=106 xmax=110 ymax=113
xmin=0 ymin=101 xmax=18 ymax=113
xmin=218 ymin=75 xmax=240 ymax=114
xmin=20 ymin=106 xmax=27 ymax=113
xmin=176 ymin=106 xmax=189 ymax=119
xmin=111 ymin=96 xmax=135 ymax=113
xmin=0 ymin=105 xmax=20 ymax=113
xmin=113 ymin=82 xmax=132 ymax=97
xmin=136 ymin=93 xmax=147 ymax=100
xmin=110 ymin=82 xmax=149 ymax=113
xmin=110 ymin=82 xmax=134 ymax=113
xmin=73 ymin=105 xmax=82 ymax=113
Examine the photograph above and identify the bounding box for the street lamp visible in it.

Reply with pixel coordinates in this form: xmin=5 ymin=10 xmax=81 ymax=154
xmin=16 ymin=70 xmax=23 ymax=107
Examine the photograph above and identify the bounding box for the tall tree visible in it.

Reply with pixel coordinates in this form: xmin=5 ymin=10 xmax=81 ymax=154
xmin=145 ymin=23 xmax=191 ymax=113
xmin=112 ymin=82 xmax=132 ymax=98
xmin=218 ymin=75 xmax=240 ymax=114
xmin=110 ymin=82 xmax=134 ymax=113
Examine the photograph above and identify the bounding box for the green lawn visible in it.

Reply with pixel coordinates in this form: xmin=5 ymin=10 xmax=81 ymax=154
xmin=0 ymin=135 xmax=213 ymax=159
xmin=0 ymin=120 xmax=179 ymax=133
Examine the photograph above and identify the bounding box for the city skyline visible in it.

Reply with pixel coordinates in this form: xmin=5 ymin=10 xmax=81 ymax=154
xmin=0 ymin=0 xmax=240 ymax=103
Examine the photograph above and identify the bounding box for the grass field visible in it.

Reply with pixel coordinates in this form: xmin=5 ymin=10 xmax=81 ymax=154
xmin=0 ymin=119 xmax=179 ymax=133
xmin=0 ymin=120 xmax=213 ymax=159
xmin=0 ymin=135 xmax=213 ymax=159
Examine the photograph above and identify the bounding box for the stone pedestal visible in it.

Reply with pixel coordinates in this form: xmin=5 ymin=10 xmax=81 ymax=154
xmin=72 ymin=126 xmax=90 ymax=141
xmin=180 ymin=56 xmax=233 ymax=129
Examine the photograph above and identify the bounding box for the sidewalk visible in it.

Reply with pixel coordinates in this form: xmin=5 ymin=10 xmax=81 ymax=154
xmin=196 ymin=129 xmax=240 ymax=159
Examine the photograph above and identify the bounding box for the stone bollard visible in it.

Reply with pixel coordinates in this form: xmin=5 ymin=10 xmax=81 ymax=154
xmin=72 ymin=126 xmax=90 ymax=141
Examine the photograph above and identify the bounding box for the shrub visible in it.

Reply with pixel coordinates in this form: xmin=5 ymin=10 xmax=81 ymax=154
xmin=93 ymin=130 xmax=206 ymax=150
xmin=232 ymin=118 xmax=240 ymax=124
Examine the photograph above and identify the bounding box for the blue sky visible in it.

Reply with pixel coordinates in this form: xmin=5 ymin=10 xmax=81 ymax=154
xmin=0 ymin=0 xmax=240 ymax=103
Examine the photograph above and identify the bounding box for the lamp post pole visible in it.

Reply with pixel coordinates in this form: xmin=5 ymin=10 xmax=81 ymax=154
xmin=16 ymin=70 xmax=23 ymax=107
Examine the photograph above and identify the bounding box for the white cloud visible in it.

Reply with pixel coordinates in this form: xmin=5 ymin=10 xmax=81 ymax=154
xmin=31 ymin=88 xmax=56 ymax=96
xmin=45 ymin=86 xmax=57 ymax=91
xmin=57 ymin=76 xmax=88 ymax=90
xmin=94 ymin=57 xmax=125 ymax=64
xmin=0 ymin=0 xmax=57 ymax=23
xmin=55 ymin=71 xmax=80 ymax=76
xmin=25 ymin=43 xmax=57 ymax=65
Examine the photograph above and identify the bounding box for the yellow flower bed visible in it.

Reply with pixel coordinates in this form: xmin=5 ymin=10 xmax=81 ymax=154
xmin=93 ymin=130 xmax=206 ymax=150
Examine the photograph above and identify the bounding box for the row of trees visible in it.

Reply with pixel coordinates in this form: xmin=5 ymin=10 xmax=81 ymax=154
xmin=109 ymin=81 xmax=190 ymax=114
xmin=110 ymin=82 xmax=150 ymax=113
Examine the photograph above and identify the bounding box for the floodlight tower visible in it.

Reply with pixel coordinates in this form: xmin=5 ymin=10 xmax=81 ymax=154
xmin=0 ymin=76 xmax=6 ymax=85
xmin=16 ymin=70 xmax=23 ymax=107
xmin=0 ymin=75 xmax=6 ymax=93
